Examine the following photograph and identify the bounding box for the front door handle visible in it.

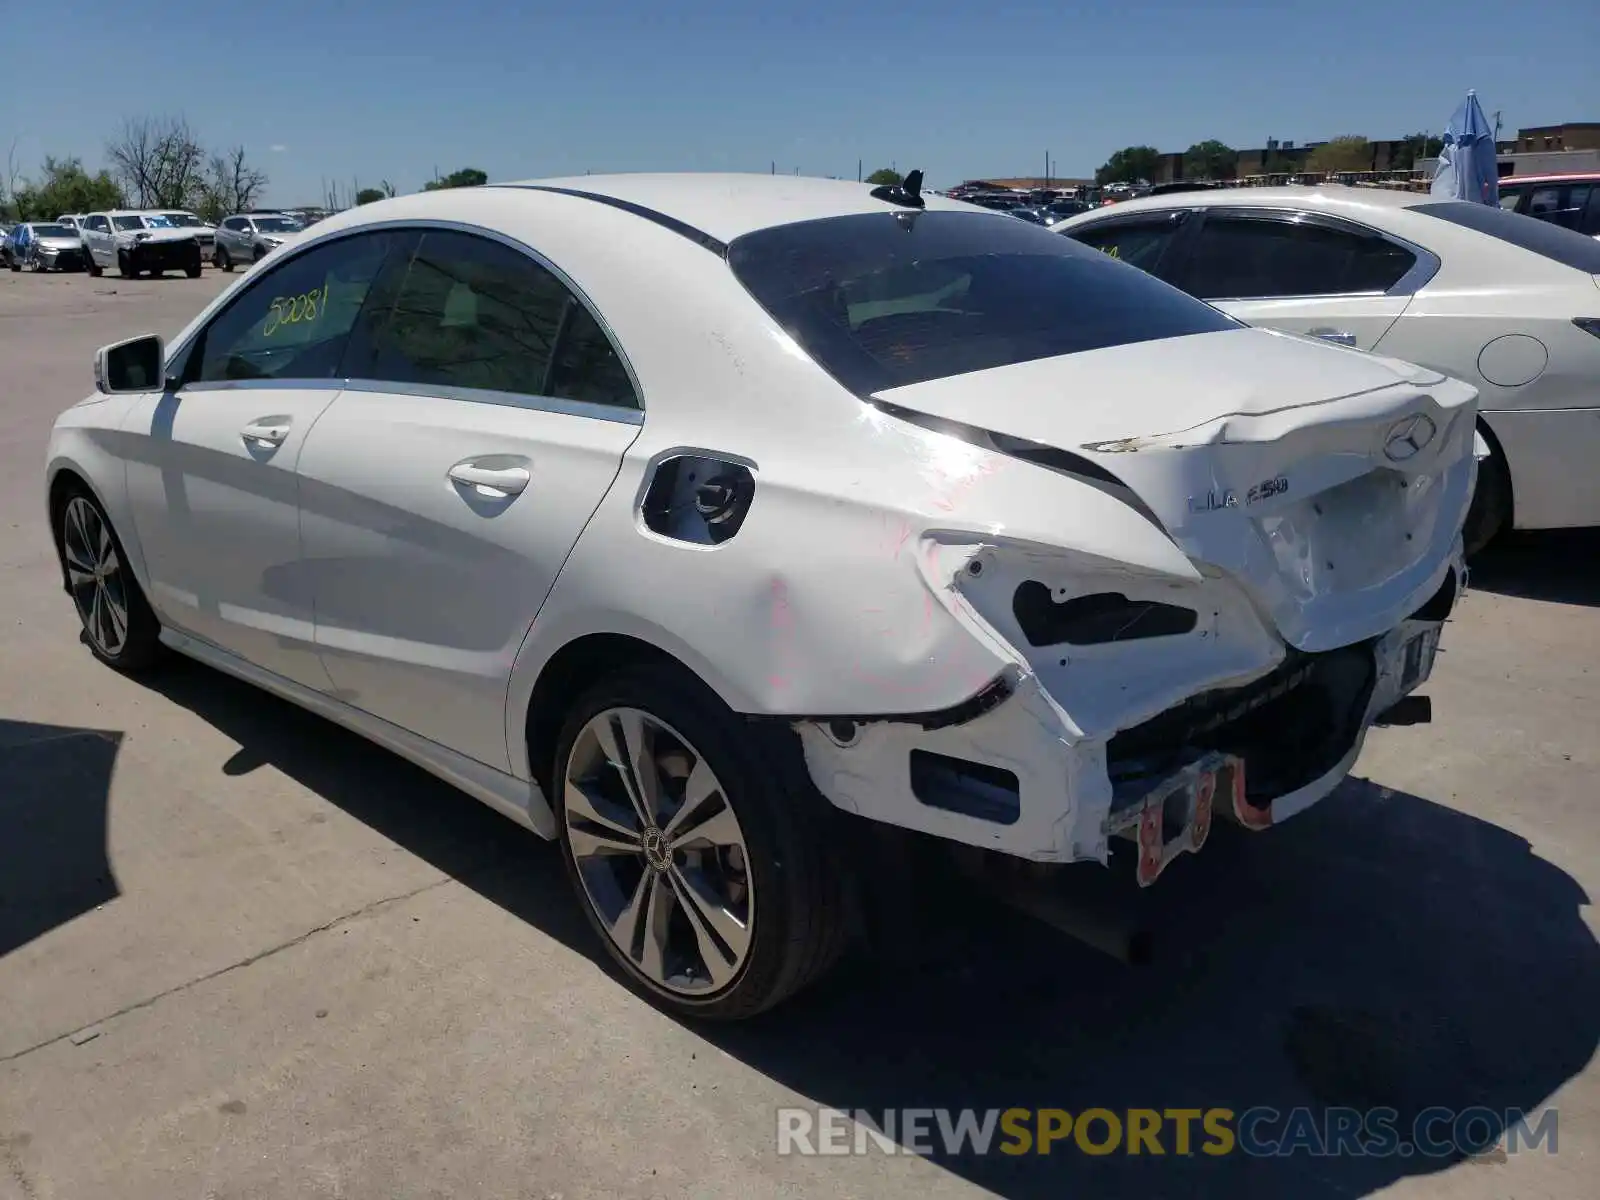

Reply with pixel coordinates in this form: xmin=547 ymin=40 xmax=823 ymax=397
xmin=448 ymin=460 xmax=531 ymax=498
xmin=1310 ymin=328 xmax=1359 ymax=347
xmin=240 ymin=418 xmax=291 ymax=450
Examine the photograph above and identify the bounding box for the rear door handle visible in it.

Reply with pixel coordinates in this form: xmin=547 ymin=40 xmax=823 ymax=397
xmin=240 ymin=418 xmax=291 ymax=449
xmin=448 ymin=460 xmax=531 ymax=498
xmin=1310 ymin=328 xmax=1359 ymax=347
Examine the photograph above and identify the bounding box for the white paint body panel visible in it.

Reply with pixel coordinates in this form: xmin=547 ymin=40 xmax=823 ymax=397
xmin=47 ymin=174 xmax=1476 ymax=873
xmin=297 ymin=386 xmax=638 ymax=772
xmin=121 ymin=382 xmax=338 ymax=689
xmin=1059 ymin=186 xmax=1600 ymax=531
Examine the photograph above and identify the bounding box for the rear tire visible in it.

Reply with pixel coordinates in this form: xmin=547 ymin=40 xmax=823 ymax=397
xmin=53 ymin=485 xmax=164 ymax=673
xmin=1464 ymin=429 xmax=1511 ymax=556
xmin=553 ymin=664 xmax=848 ymax=1020
xmin=185 ymin=261 xmax=202 ymax=278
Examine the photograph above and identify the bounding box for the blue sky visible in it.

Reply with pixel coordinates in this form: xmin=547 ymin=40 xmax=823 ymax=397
xmin=7 ymin=1 xmax=1597 ymax=205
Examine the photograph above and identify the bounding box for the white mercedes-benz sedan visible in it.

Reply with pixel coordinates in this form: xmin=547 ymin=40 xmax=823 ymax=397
xmin=1055 ymin=185 xmax=1600 ymax=552
xmin=47 ymin=172 xmax=1475 ymax=1018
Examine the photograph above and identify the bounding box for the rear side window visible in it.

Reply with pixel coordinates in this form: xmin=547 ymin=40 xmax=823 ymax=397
xmin=355 ymin=229 xmax=638 ymax=408
xmin=1066 ymin=215 xmax=1186 ymax=273
xmin=1177 ymin=214 xmax=1416 ymax=299
xmin=1414 ymin=200 xmax=1600 ymax=273
xmin=728 ymin=210 xmax=1237 ymax=397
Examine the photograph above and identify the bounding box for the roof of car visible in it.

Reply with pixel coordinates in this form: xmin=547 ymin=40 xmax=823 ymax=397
xmin=1076 ymin=184 xmax=1435 ymax=220
xmin=1499 ymin=173 xmax=1600 ymax=184
xmin=492 ymin=173 xmax=975 ymax=242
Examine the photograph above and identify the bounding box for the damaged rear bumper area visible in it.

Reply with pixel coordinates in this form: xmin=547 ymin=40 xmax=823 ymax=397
xmin=795 ymin=556 xmax=1461 ymax=883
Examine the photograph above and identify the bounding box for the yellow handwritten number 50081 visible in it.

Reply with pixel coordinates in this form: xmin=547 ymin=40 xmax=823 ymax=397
xmin=263 ymin=282 xmax=331 ymax=337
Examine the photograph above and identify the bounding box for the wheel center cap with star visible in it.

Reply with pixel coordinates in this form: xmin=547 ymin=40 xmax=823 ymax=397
xmin=641 ymin=826 xmax=670 ymax=872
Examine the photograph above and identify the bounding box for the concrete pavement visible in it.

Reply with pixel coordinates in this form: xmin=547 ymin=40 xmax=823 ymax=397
xmin=2 ymin=268 xmax=1596 ymax=1199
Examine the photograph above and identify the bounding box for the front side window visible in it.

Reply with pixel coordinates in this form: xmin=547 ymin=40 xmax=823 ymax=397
xmin=1066 ymin=215 xmax=1187 ymax=273
xmin=729 ymin=210 xmax=1238 ymax=397
xmin=351 ymin=229 xmax=637 ymax=408
xmin=112 ymin=216 xmax=145 ymax=232
xmin=184 ymin=231 xmax=401 ymax=385
xmin=1176 ymin=214 xmax=1416 ymax=299
xmin=86 ymin=216 xmax=109 ymax=232
xmin=251 ymin=216 xmax=299 ymax=234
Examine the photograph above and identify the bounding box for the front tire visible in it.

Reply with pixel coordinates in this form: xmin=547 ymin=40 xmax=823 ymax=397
xmin=185 ymin=261 xmax=202 ymax=278
xmin=1464 ymin=430 xmax=1512 ymax=555
xmin=54 ymin=487 xmax=163 ymax=672
xmin=554 ymin=665 xmax=847 ymax=1020
xmin=216 ymin=246 xmax=234 ymax=272
xmin=86 ymin=251 xmax=102 ymax=277
xmin=117 ymin=250 xmax=136 ymax=278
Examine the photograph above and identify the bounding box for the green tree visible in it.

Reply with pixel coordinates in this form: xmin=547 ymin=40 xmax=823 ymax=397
xmin=1305 ymin=136 xmax=1373 ymax=174
xmin=1095 ymin=146 xmax=1161 ymax=186
xmin=424 ymin=167 xmax=488 ymax=191
xmin=12 ymin=156 xmax=123 ymax=220
xmin=1183 ymin=139 xmax=1235 ymax=181
xmin=355 ymin=187 xmax=388 ymax=205
xmin=864 ymin=167 xmax=902 ymax=186
xmin=1392 ymin=132 xmax=1445 ymax=171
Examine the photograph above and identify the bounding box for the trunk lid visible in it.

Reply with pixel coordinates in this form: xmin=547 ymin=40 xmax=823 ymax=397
xmin=875 ymin=327 xmax=1478 ymax=650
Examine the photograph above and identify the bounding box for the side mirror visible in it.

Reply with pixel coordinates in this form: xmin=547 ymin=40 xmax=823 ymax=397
xmin=94 ymin=334 xmax=166 ymax=394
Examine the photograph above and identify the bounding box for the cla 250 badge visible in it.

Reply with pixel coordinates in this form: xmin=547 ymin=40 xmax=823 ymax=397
xmin=1189 ymin=476 xmax=1290 ymax=514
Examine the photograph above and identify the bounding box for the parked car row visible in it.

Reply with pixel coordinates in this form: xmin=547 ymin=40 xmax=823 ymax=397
xmin=1054 ymin=183 xmax=1600 ymax=551
xmin=3 ymin=209 xmax=306 ymax=278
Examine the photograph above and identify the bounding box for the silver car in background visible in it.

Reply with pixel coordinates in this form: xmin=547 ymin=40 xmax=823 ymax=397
xmin=10 ymin=222 xmax=89 ymax=272
xmin=212 ymin=212 xmax=301 ymax=271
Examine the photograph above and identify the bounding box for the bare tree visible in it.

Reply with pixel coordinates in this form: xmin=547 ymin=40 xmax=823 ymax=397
xmin=203 ymin=145 xmax=267 ymax=218
xmin=106 ymin=115 xmax=207 ymax=208
xmin=2 ymin=138 xmax=24 ymax=218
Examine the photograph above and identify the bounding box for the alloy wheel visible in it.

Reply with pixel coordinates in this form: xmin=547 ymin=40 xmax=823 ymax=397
xmin=563 ymin=707 xmax=755 ymax=996
xmin=61 ymin=496 xmax=130 ymax=658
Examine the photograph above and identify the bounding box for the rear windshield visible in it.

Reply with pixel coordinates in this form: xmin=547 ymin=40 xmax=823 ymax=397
xmin=1414 ymin=200 xmax=1600 ymax=273
xmin=727 ymin=210 xmax=1238 ymax=396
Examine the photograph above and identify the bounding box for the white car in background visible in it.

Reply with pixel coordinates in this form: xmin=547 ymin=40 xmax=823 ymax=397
xmin=47 ymin=174 xmax=1473 ymax=1018
xmin=153 ymin=209 xmax=219 ymax=259
xmin=1056 ymin=186 xmax=1600 ymax=551
xmin=79 ymin=210 xmax=205 ymax=278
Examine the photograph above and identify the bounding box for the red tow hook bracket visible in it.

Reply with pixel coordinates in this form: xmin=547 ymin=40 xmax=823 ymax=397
xmin=1108 ymin=753 xmax=1245 ymax=887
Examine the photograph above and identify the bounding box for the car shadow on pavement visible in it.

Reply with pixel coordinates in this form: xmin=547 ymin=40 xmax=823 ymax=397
xmin=1469 ymin=528 xmax=1600 ymax=606
xmin=143 ymin=658 xmax=1600 ymax=1199
xmin=0 ymin=719 xmax=122 ymax=957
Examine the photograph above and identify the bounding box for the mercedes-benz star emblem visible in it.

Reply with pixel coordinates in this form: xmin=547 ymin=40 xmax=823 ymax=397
xmin=641 ymin=826 xmax=671 ymax=873
xmin=1383 ymin=414 xmax=1437 ymax=462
